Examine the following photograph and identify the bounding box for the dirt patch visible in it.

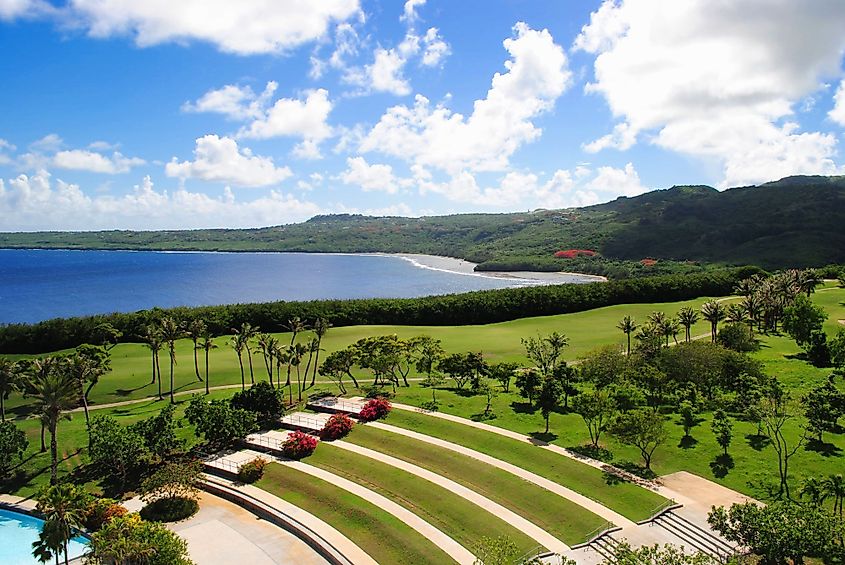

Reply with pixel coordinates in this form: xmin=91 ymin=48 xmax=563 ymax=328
xmin=839 ymin=319 xmax=845 ymax=326
xmin=660 ymin=471 xmax=756 ymax=511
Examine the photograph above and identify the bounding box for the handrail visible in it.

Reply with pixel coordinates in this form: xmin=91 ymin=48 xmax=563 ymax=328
xmin=637 ymin=499 xmax=682 ymax=525
xmin=309 ymin=397 xmax=365 ymax=413
xmin=571 ymin=520 xmax=622 ymax=550
xmin=282 ymin=413 xmax=326 ymax=429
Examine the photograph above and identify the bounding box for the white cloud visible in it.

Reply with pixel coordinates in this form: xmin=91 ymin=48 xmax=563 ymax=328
xmin=831 ymin=80 xmax=845 ymax=126
xmin=29 ymin=133 xmax=63 ymax=152
xmin=575 ymin=0 xmax=845 ymax=186
xmin=0 ymin=0 xmax=53 ymax=20
xmin=421 ymin=27 xmax=449 ymax=67
xmin=182 ymin=82 xmax=277 ymax=120
xmin=165 ymin=135 xmax=292 ymax=188
xmin=53 ymin=149 xmax=145 ymax=174
xmin=582 ymin=122 xmax=636 ymax=153
xmin=0 ymin=138 xmax=14 ymax=165
xmin=67 ymin=0 xmax=360 ymax=55
xmin=585 ymin=162 xmax=645 ymax=197
xmin=361 ymin=22 xmax=570 ymax=174
xmin=339 ymin=156 xmax=402 ymax=193
xmin=401 ymin=0 xmax=426 ymax=23
xmin=0 ymin=170 xmax=321 ymax=230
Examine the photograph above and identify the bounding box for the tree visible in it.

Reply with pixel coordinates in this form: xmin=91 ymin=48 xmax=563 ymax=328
xmin=93 ymin=322 xmax=122 ymax=351
xmin=552 ymin=363 xmax=580 ymax=409
xmin=701 ymin=300 xmax=726 ymax=343
xmin=617 ymin=315 xmax=638 ymax=355
xmin=255 ymin=333 xmax=276 ymax=385
xmin=805 ymin=329 xmax=831 ymax=367
xmin=711 ymin=408 xmax=733 ymax=455
xmin=760 ymin=393 xmax=806 ymax=499
xmin=678 ymin=400 xmax=698 ymax=438
xmin=607 ymin=542 xmax=717 ymax=565
xmin=230 ymin=331 xmax=248 ymax=391
xmin=130 ymin=404 xmax=183 ymax=461
xmin=537 ymin=377 xmax=563 ymax=434
xmin=472 ymin=536 xmax=519 ymax=565
xmin=802 ymin=378 xmax=845 ymax=442
xmin=488 ymin=362 xmax=519 ymax=393
xmin=822 ymin=473 xmax=845 ymax=519
xmin=308 ymin=317 xmax=331 ymax=388
xmin=231 ymin=381 xmax=285 ymax=428
xmin=439 ymin=352 xmax=475 ymax=390
xmin=0 ymin=420 xmax=27 ymax=477
xmin=239 ymin=323 xmax=259 ymax=385
xmin=796 ymin=269 xmax=823 ymax=297
xmin=65 ymin=345 xmax=110 ymax=445
xmin=140 ymin=460 xmax=201 ymax=506
xmin=25 ymin=357 xmax=77 ymax=485
xmin=32 ymin=484 xmax=88 ymax=565
xmin=198 ymin=332 xmax=217 ymax=395
xmin=185 ymin=319 xmax=206 ymax=382
xmin=609 ymin=409 xmax=667 ymax=470
xmin=88 ymin=415 xmax=148 ymax=489
xmin=0 ymin=357 xmax=19 ymax=421
xmin=158 ymin=317 xmax=184 ymax=404
xmin=717 ymin=322 xmax=757 ymax=352
xmin=141 ymin=324 xmax=163 ymax=396
xmin=320 ymin=347 xmax=360 ymax=394
xmin=800 ymin=476 xmax=825 ymax=505
xmin=413 ymin=336 xmax=445 ymax=383
xmin=477 ymin=380 xmax=498 ymax=418
xmin=514 ymin=369 xmax=541 ymax=404
xmin=676 ymin=306 xmax=699 ymax=343
xmin=830 ymin=328 xmax=845 ymax=369
xmin=185 ymin=395 xmax=257 ymax=447
xmin=782 ymin=294 xmax=827 ymax=348
xmin=522 ymin=332 xmax=568 ymax=377
xmin=87 ymin=513 xmax=194 ymax=565
xmin=579 ymin=345 xmax=627 ymax=389
xmin=573 ymin=389 xmax=615 ymax=448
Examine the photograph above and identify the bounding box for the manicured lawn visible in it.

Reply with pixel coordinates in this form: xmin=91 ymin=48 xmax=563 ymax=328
xmin=344 ymin=424 xmax=606 ymax=544
xmin=306 ymin=443 xmax=540 ymax=554
xmin=376 ymin=409 xmax=666 ymax=522
xmin=257 ymin=463 xmax=454 ymax=565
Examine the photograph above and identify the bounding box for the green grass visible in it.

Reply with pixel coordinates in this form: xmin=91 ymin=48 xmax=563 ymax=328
xmin=257 ymin=463 xmax=454 ymax=565
xmin=375 ymin=409 xmax=666 ymax=522
xmin=344 ymin=424 xmax=606 ymax=544
xmin=305 ymin=442 xmax=540 ymax=554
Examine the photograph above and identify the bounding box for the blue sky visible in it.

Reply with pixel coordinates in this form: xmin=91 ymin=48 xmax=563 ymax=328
xmin=1 ymin=0 xmax=844 ymax=230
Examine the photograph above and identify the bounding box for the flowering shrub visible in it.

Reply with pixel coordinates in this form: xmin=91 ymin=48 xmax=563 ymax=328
xmin=359 ymin=398 xmax=392 ymax=422
xmin=237 ymin=457 xmax=269 ymax=483
xmin=640 ymin=258 xmax=658 ymax=267
xmin=282 ymin=430 xmax=318 ymax=459
xmin=554 ymin=249 xmax=596 ymax=259
xmin=320 ymin=413 xmax=355 ymax=440
xmin=84 ymin=498 xmax=128 ymax=531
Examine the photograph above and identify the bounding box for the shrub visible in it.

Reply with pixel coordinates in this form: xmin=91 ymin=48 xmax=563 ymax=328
xmin=237 ymin=457 xmax=268 ymax=483
xmin=282 ymin=430 xmax=318 ymax=459
xmin=359 ymin=398 xmax=392 ymax=422
xmin=230 ymin=382 xmax=285 ymax=427
xmin=83 ymin=497 xmax=128 ymax=531
xmin=140 ymin=497 xmax=199 ymax=523
xmin=554 ymin=249 xmax=596 ymax=259
xmin=319 ymin=413 xmax=355 ymax=440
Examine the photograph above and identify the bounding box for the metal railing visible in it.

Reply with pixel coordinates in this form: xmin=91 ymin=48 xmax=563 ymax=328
xmin=247 ymin=433 xmax=287 ymax=452
xmin=573 ymin=520 xmax=617 ymax=548
xmin=281 ymin=413 xmax=327 ymax=430
xmin=637 ymin=498 xmax=681 ymax=525
xmin=308 ymin=397 xmax=365 ymax=414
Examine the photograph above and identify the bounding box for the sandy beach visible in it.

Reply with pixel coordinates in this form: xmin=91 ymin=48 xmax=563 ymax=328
xmin=382 ymin=253 xmax=607 ymax=285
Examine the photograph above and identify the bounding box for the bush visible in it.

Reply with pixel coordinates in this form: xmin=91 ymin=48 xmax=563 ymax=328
xmin=717 ymin=322 xmax=757 ymax=352
xmin=282 ymin=430 xmax=318 ymax=459
xmin=237 ymin=457 xmax=268 ymax=483
xmin=319 ymin=413 xmax=355 ymax=440
xmin=359 ymin=398 xmax=392 ymax=422
xmin=140 ymin=497 xmax=199 ymax=523
xmin=231 ymin=382 xmax=285 ymax=428
xmin=83 ymin=497 xmax=128 ymax=531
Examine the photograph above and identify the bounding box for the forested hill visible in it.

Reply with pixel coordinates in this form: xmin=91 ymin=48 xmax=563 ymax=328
xmin=1 ymin=175 xmax=844 ymax=273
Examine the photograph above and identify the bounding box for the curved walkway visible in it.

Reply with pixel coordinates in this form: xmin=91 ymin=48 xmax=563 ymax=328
xmin=367 ymin=421 xmax=634 ymax=529
xmin=329 ymin=439 xmax=570 ymax=555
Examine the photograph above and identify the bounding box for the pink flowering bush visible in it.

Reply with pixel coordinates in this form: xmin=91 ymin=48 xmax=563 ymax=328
xmin=359 ymin=398 xmax=391 ymax=422
xmin=320 ymin=413 xmax=355 ymax=440
xmin=282 ymin=430 xmax=318 ymax=459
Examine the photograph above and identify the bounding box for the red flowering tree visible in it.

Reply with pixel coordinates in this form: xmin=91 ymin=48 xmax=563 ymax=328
xmin=554 ymin=249 xmax=596 ymax=259
xmin=282 ymin=430 xmax=318 ymax=459
xmin=359 ymin=398 xmax=391 ymax=422
xmin=320 ymin=413 xmax=355 ymax=440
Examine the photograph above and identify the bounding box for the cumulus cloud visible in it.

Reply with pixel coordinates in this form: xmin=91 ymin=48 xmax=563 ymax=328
xmin=0 ymin=138 xmax=15 ymax=165
xmin=53 ymin=149 xmax=145 ymax=174
xmin=401 ymin=0 xmax=426 ymax=23
xmin=360 ymin=22 xmax=570 ymax=173
xmin=339 ymin=156 xmax=404 ymax=193
xmin=182 ymin=82 xmax=277 ymax=121
xmin=831 ymin=80 xmax=845 ymax=126
xmin=0 ymin=0 xmax=54 ymax=20
xmin=575 ymin=0 xmax=845 ymax=186
xmin=165 ymin=135 xmax=292 ymax=187
xmin=0 ymin=170 xmax=321 ymax=230
xmin=12 ymin=136 xmax=146 ymax=174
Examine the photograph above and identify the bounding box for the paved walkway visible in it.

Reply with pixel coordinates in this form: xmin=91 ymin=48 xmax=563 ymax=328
xmin=328 ymin=439 xmax=571 ymax=555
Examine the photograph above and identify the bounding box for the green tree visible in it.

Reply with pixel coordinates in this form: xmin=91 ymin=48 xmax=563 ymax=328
xmin=701 ymin=300 xmax=726 ymax=343
xmin=439 ymin=352 xmax=475 ymax=390
xmin=609 ymin=409 xmax=667 ymax=470
xmin=607 ymin=542 xmax=717 ymax=565
xmin=87 ymin=513 xmax=194 ymax=565
xmin=579 ymin=345 xmax=627 ymax=389
xmin=0 ymin=357 xmax=19 ymax=421
xmin=617 ymin=315 xmax=638 ymax=355
xmin=782 ymin=294 xmax=827 ymax=347
xmin=231 ymin=381 xmax=285 ymax=428
xmin=185 ymin=319 xmax=207 ymax=382
xmin=413 ymin=336 xmax=445 ymax=383
xmin=760 ymin=393 xmax=806 ymax=499
xmin=676 ymin=306 xmax=699 ymax=343
xmin=0 ymin=420 xmax=28 ymax=477
xmin=829 ymin=328 xmax=845 ymax=368
xmin=802 ymin=379 xmax=845 ymax=442
xmin=238 ymin=322 xmax=259 ymax=385
xmin=573 ymin=389 xmax=615 ymax=448
xmin=255 ymin=333 xmax=276 ymax=385
xmin=198 ymin=332 xmax=217 ymax=395
xmin=488 ymin=362 xmax=519 ymax=393
xmin=230 ymin=330 xmax=248 ymax=391
xmin=140 ymin=460 xmax=201 ymax=506
xmin=477 ymin=380 xmax=498 ymax=418
xmin=514 ymin=369 xmax=541 ymax=404
xmin=822 ymin=473 xmax=845 ymax=519
xmin=158 ymin=317 xmax=185 ymax=404
xmin=678 ymin=400 xmax=698 ymax=438
xmin=88 ymin=415 xmax=148 ymax=489
xmin=537 ymin=377 xmax=563 ymax=434
xmin=711 ymin=408 xmax=733 ymax=455
xmin=65 ymin=345 xmax=110 ymax=445
xmin=32 ymin=484 xmax=88 ymax=565
xmin=320 ymin=347 xmax=360 ymax=394
xmin=141 ymin=324 xmax=163 ymax=396
xmin=130 ymin=404 xmax=183 ymax=461
xmin=185 ymin=395 xmax=258 ymax=447
xmin=522 ymin=332 xmax=568 ymax=377
xmin=472 ymin=536 xmax=519 ymax=565
xmin=552 ymin=363 xmax=580 ymax=409
xmin=717 ymin=322 xmax=757 ymax=352
xmin=308 ymin=317 xmax=331 ymax=389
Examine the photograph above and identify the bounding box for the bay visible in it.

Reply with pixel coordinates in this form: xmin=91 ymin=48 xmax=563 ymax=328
xmin=0 ymin=249 xmax=597 ymax=324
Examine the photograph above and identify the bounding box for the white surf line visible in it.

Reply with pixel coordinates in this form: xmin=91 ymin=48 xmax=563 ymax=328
xmin=366 ymin=421 xmax=635 ymax=528
xmin=276 ymin=457 xmax=475 ymax=565
xmin=328 ymin=439 xmax=571 ymax=555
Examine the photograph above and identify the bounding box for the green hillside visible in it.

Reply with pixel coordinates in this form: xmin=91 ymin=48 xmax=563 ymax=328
xmin=1 ymin=175 xmax=843 ymax=273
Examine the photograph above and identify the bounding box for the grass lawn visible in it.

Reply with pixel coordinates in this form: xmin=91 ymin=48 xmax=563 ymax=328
xmin=306 ymin=442 xmax=540 ymax=554
xmin=257 ymin=463 xmax=454 ymax=565
xmin=376 ymin=409 xmax=666 ymax=522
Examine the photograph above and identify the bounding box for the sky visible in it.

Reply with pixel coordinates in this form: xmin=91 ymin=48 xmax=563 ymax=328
xmin=1 ymin=0 xmax=845 ymax=231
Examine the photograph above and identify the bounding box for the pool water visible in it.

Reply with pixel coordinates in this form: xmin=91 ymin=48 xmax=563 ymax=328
xmin=0 ymin=508 xmax=88 ymax=564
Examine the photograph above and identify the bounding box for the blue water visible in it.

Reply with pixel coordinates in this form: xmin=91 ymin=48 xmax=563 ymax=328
xmin=0 ymin=508 xmax=88 ymax=564
xmin=0 ymin=249 xmax=593 ymax=324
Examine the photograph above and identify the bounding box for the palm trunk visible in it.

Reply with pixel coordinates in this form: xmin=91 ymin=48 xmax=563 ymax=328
xmin=1 ymin=393 xmax=4 ymax=421
xmin=626 ymin=333 xmax=631 ymax=355
xmin=238 ymin=353 xmax=245 ymax=390
xmin=169 ymin=352 xmax=175 ymax=404
xmin=40 ymin=420 xmax=46 ymax=452
xmin=296 ymin=367 xmax=303 ymax=401
xmin=150 ymin=351 xmax=156 ymax=384
xmin=204 ymin=349 xmax=210 ymax=395
xmin=155 ymin=353 xmax=162 ymax=400
xmin=193 ymin=340 xmax=202 ymax=382
xmin=247 ymin=351 xmax=255 ymax=384
xmin=49 ymin=418 xmax=58 ymax=485
xmin=303 ymin=350 xmax=315 ymax=391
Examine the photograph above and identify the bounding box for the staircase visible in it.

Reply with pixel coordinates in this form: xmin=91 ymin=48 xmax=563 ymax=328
xmin=652 ymin=510 xmax=736 ymax=562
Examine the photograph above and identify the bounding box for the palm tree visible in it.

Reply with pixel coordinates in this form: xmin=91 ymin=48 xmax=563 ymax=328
xmin=65 ymin=346 xmax=109 ymax=445
xmin=186 ymin=319 xmax=207 ymax=382
xmin=141 ymin=324 xmax=163 ymax=397
xmin=797 ymin=269 xmax=823 ymax=297
xmin=238 ymin=323 xmax=259 ymax=385
xmin=823 ymin=473 xmax=845 ymax=518
xmin=255 ymin=333 xmax=276 ymax=384
xmin=726 ymin=303 xmax=747 ymax=325
xmin=158 ymin=317 xmax=185 ymax=404
xmin=309 ymin=318 xmax=331 ymax=388
xmin=25 ymin=358 xmax=77 ymax=485
xmin=801 ymin=476 xmax=824 ymax=505
xmin=290 ymin=342 xmax=307 ymax=402
xmin=32 ymin=484 xmax=87 ymax=565
xmin=700 ymin=300 xmax=726 ymax=343
xmin=0 ymin=358 xmax=19 ymax=421
xmin=230 ymin=331 xmax=247 ymax=390
xmin=301 ymin=337 xmax=319 ymax=393
xmin=741 ymin=294 xmax=761 ymax=336
xmin=676 ymin=307 xmax=699 ymax=342
xmin=198 ymin=332 xmax=217 ymax=395
xmin=617 ymin=316 xmax=638 ymax=355
xmin=284 ymin=317 xmax=307 ymax=391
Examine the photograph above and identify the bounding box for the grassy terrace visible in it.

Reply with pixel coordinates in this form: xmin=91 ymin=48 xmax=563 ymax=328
xmin=376 ymin=409 xmax=667 ymax=522
xmin=257 ymin=463 xmax=454 ymax=565
xmin=344 ymin=424 xmax=606 ymax=544
xmin=305 ymin=443 xmax=540 ymax=554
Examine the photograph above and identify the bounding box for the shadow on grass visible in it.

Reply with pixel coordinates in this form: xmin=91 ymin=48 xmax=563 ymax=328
xmin=115 ymin=381 xmax=155 ymax=397
xmin=805 ymin=438 xmax=843 ymax=457
xmin=529 ymin=431 xmax=558 ymax=443
xmin=746 ymin=433 xmax=770 ymax=451
xmin=510 ymin=401 xmax=537 ymax=415
xmin=678 ymin=435 xmax=698 ymax=449
xmin=568 ymin=444 xmax=613 ymax=462
xmin=471 ymin=411 xmax=497 ymax=422
xmin=614 ymin=460 xmax=657 ymax=480
xmin=709 ymin=453 xmax=734 ymax=478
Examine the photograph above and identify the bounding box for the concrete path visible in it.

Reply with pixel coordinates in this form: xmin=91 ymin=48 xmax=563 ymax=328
xmin=368 ymin=421 xmax=634 ymax=529
xmin=328 ymin=439 xmax=570 ymax=556
xmin=277 ymin=457 xmax=475 ymax=565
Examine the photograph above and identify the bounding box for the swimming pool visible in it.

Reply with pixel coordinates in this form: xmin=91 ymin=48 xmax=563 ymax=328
xmin=0 ymin=508 xmax=88 ymax=564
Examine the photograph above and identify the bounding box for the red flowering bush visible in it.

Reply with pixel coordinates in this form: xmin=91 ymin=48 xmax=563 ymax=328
xmin=640 ymin=258 xmax=658 ymax=267
xmin=359 ymin=398 xmax=392 ymax=422
xmin=282 ymin=430 xmax=318 ymax=459
xmin=237 ymin=457 xmax=269 ymax=483
xmin=554 ymin=249 xmax=596 ymax=259
xmin=320 ymin=413 xmax=355 ymax=440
